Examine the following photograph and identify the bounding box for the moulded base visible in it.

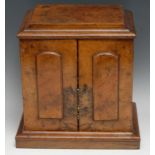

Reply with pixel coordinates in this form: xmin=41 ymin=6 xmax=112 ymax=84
xmin=16 ymin=103 xmax=140 ymax=149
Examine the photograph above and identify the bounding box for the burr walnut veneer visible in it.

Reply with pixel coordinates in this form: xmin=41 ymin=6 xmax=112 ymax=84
xmin=16 ymin=4 xmax=140 ymax=149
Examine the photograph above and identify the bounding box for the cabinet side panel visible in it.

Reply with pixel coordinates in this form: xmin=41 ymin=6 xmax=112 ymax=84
xmin=36 ymin=52 xmax=63 ymax=119
xmin=93 ymin=52 xmax=119 ymax=120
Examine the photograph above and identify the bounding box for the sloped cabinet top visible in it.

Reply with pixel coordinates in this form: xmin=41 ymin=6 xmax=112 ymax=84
xmin=17 ymin=4 xmax=136 ymax=39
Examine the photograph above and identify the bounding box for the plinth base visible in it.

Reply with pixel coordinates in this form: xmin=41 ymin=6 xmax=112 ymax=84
xmin=16 ymin=103 xmax=140 ymax=149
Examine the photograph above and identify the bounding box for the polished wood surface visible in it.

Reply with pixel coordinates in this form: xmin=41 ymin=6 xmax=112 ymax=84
xmin=16 ymin=4 xmax=140 ymax=149
xmin=36 ymin=51 xmax=63 ymax=119
xmin=20 ymin=40 xmax=78 ymax=131
xmin=93 ymin=51 xmax=119 ymax=121
xmin=28 ymin=4 xmax=125 ymax=29
xmin=78 ymin=40 xmax=133 ymax=132
xmin=16 ymin=103 xmax=140 ymax=149
xmin=17 ymin=5 xmax=135 ymax=39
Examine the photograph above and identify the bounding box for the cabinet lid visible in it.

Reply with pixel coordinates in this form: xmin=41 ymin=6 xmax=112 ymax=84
xmin=18 ymin=4 xmax=136 ymax=39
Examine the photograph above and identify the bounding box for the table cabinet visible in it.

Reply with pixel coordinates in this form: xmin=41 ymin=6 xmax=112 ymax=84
xmin=16 ymin=4 xmax=140 ymax=149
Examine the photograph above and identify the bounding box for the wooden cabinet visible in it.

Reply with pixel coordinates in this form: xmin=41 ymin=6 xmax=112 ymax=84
xmin=16 ymin=4 xmax=140 ymax=149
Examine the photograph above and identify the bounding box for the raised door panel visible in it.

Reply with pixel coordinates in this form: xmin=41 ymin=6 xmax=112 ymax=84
xmin=20 ymin=40 xmax=77 ymax=131
xmin=78 ymin=40 xmax=133 ymax=132
xmin=36 ymin=52 xmax=63 ymax=119
xmin=93 ymin=52 xmax=119 ymax=121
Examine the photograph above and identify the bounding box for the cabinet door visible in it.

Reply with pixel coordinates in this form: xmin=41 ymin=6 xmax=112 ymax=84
xmin=20 ymin=40 xmax=77 ymax=131
xmin=78 ymin=40 xmax=133 ymax=132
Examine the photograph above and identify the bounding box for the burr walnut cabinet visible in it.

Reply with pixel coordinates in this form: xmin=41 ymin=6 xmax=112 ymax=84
xmin=16 ymin=4 xmax=140 ymax=149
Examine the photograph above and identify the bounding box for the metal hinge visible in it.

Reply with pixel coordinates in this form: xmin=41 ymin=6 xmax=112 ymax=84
xmin=76 ymin=88 xmax=80 ymax=93
xmin=77 ymin=88 xmax=80 ymax=120
xmin=77 ymin=105 xmax=80 ymax=120
xmin=76 ymin=85 xmax=89 ymax=120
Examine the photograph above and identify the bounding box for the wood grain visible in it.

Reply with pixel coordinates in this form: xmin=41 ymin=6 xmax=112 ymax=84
xmin=17 ymin=5 xmax=136 ymax=39
xmin=93 ymin=52 xmax=119 ymax=121
xmin=16 ymin=103 xmax=140 ymax=149
xmin=28 ymin=4 xmax=125 ymax=29
xmin=20 ymin=40 xmax=78 ymax=131
xmin=16 ymin=4 xmax=140 ymax=149
xmin=36 ymin=51 xmax=63 ymax=119
xmin=79 ymin=40 xmax=133 ymax=132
